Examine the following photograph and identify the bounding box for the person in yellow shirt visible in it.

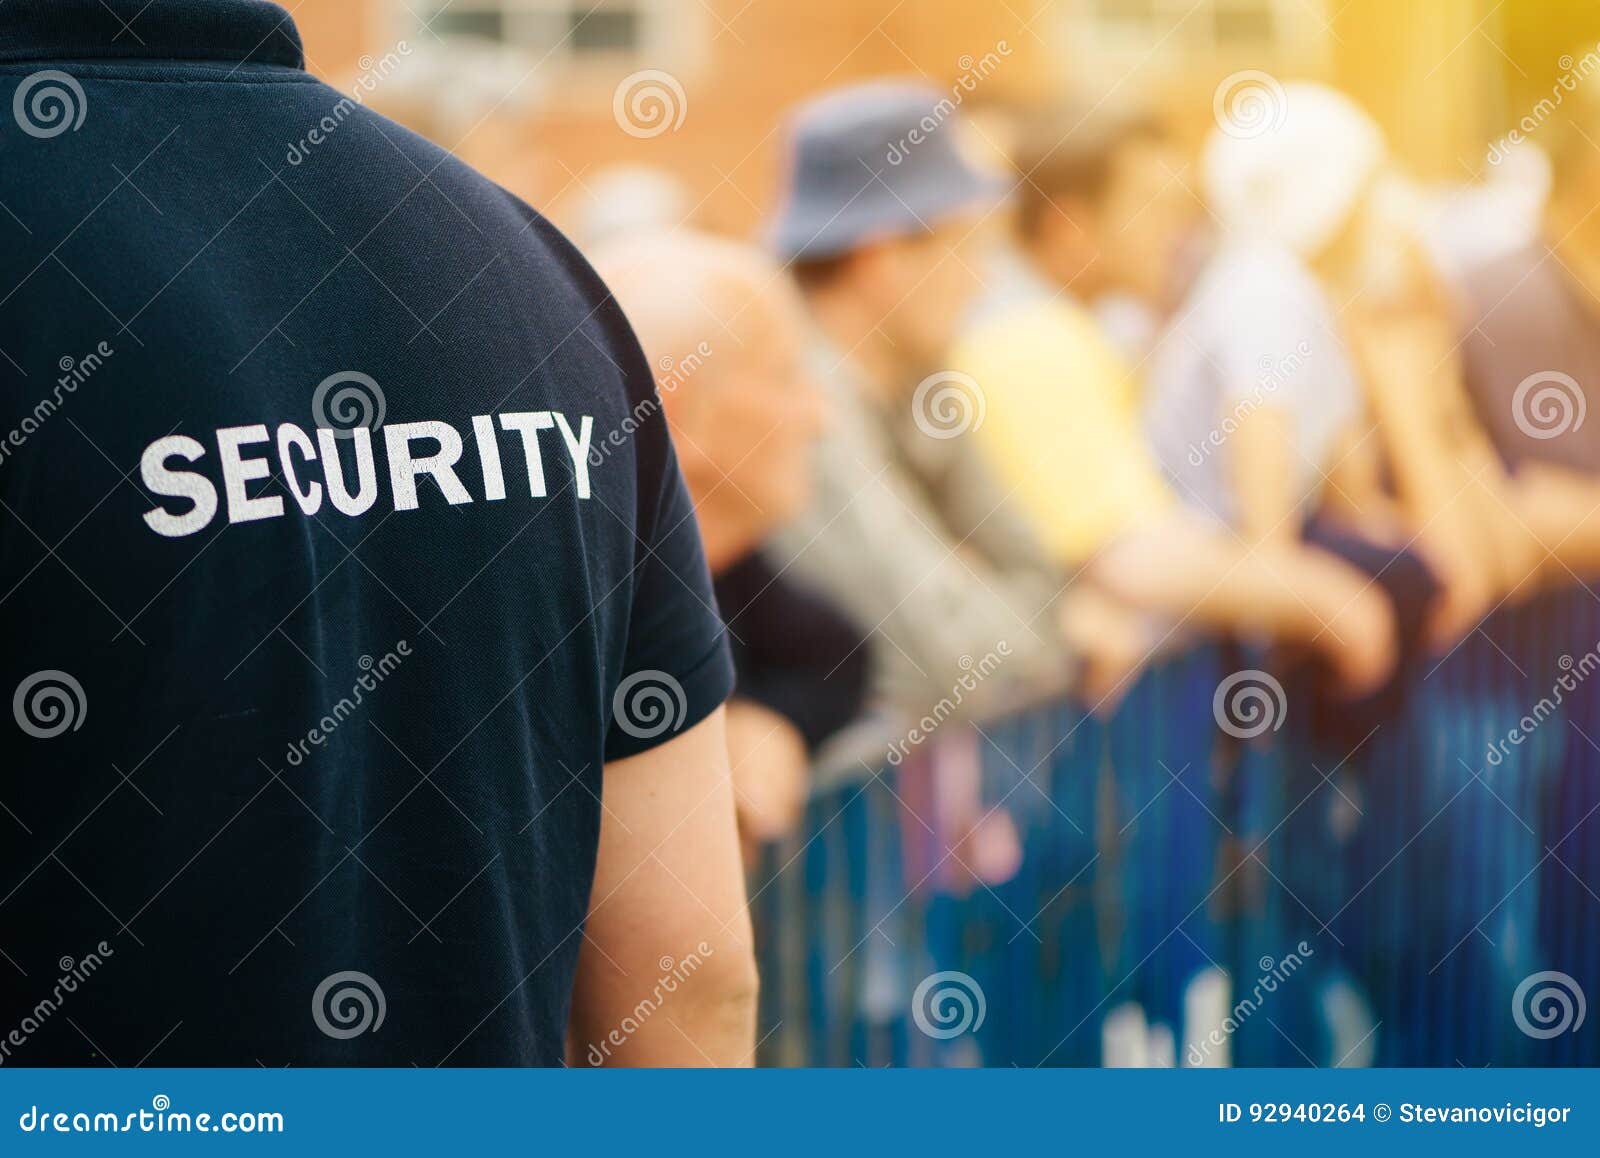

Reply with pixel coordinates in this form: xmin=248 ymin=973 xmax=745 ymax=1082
xmin=954 ymin=292 xmax=1173 ymax=568
xmin=952 ymin=107 xmax=1395 ymax=703
xmin=954 ymin=107 xmax=1191 ymax=569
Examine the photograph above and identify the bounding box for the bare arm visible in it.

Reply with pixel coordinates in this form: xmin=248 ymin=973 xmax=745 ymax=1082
xmin=1088 ymin=512 xmax=1397 ymax=695
xmin=1228 ymin=405 xmax=1302 ymax=542
xmin=1320 ymin=423 xmax=1414 ymax=541
xmin=724 ymin=699 xmax=809 ymax=863
xmin=1350 ymin=310 xmax=1544 ymax=638
xmin=569 ymin=707 xmax=758 ymax=1066
xmin=1508 ymin=465 xmax=1600 ymax=580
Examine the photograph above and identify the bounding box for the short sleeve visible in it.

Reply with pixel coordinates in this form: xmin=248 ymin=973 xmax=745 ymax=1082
xmin=1209 ymin=248 xmax=1327 ymax=410
xmin=603 ymin=361 xmax=735 ymax=763
xmin=1201 ymin=245 xmax=1362 ymax=477
xmin=712 ymin=551 xmax=869 ymax=752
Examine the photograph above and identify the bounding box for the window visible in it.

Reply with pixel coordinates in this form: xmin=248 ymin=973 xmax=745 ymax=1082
xmin=427 ymin=7 xmax=509 ymax=43
xmin=1073 ymin=0 xmax=1328 ymax=54
xmin=570 ymin=7 xmax=641 ymax=52
xmin=414 ymin=1 xmax=659 ymax=59
xmin=1061 ymin=0 xmax=1332 ymax=88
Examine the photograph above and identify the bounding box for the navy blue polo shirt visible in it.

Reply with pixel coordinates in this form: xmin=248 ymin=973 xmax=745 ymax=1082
xmin=0 ymin=0 xmax=732 ymax=1065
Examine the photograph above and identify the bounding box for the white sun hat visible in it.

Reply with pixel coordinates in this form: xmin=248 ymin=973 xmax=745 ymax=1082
xmin=1203 ymin=80 xmax=1386 ymax=260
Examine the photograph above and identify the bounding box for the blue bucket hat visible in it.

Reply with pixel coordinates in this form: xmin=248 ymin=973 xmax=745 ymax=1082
xmin=769 ymin=80 xmax=1009 ymax=263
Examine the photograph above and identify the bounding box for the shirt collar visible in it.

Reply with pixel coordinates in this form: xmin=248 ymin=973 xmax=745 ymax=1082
xmin=0 ymin=0 xmax=304 ymax=70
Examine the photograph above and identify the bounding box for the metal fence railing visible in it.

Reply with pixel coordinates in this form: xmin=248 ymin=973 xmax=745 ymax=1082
xmin=751 ymin=569 xmax=1600 ymax=1068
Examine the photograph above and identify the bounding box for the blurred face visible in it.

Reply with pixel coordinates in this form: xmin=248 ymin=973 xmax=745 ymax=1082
xmin=1319 ymin=167 xmax=1434 ymax=310
xmin=1034 ymin=136 xmax=1198 ymax=312
xmin=1096 ymin=138 xmax=1198 ymax=311
xmin=859 ymin=220 xmax=986 ymax=377
xmin=666 ymin=287 xmax=827 ymax=541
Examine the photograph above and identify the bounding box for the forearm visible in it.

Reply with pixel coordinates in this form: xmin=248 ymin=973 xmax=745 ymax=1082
xmin=569 ymin=946 xmax=757 ymax=1067
xmin=572 ymin=711 xmax=760 ymax=1067
xmin=569 ymin=947 xmax=757 ymax=1067
xmin=1228 ymin=405 xmax=1302 ymax=543
xmin=1368 ymin=391 xmax=1469 ymax=524
xmin=1512 ymin=467 xmax=1600 ymax=579
xmin=1454 ymin=449 xmax=1546 ymax=597
xmin=725 ymin=700 xmax=810 ymax=855
xmin=1091 ymin=516 xmax=1367 ymax=642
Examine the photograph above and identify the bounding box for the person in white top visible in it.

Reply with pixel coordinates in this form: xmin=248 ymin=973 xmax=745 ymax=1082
xmin=1146 ymin=82 xmax=1544 ymax=646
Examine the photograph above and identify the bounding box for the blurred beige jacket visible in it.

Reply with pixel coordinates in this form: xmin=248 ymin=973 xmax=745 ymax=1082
xmin=770 ymin=342 xmax=1076 ymax=728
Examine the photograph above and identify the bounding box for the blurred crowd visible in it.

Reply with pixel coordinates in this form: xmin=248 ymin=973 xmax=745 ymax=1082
xmin=584 ymin=72 xmax=1600 ymax=1062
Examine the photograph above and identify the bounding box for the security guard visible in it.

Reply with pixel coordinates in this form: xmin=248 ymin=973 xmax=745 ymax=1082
xmin=0 ymin=0 xmax=755 ymax=1065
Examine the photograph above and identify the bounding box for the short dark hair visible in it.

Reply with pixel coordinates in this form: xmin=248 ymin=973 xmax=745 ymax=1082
xmin=790 ymin=252 xmax=854 ymax=294
xmin=1013 ymin=105 xmax=1168 ymax=241
xmin=788 ymin=226 xmax=941 ymax=293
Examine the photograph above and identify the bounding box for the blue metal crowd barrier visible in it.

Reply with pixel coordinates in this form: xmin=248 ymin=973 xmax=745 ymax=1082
xmin=1540 ymin=586 xmax=1600 ymax=1067
xmin=1333 ymin=604 xmax=1543 ymax=1065
xmin=751 ymin=765 xmax=921 ymax=1067
xmin=931 ymin=694 xmax=1107 ymax=1067
xmin=751 ymin=577 xmax=1600 ymax=1068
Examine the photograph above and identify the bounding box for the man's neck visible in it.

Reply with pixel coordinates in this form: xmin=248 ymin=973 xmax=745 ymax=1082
xmin=1025 ymin=245 xmax=1098 ymax=306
